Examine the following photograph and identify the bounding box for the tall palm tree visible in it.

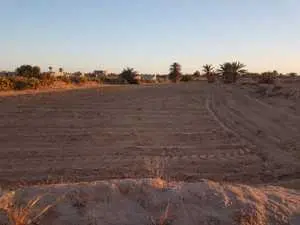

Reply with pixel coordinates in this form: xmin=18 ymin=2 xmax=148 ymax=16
xmin=202 ymin=64 xmax=215 ymax=83
xmin=120 ymin=67 xmax=139 ymax=84
xmin=169 ymin=62 xmax=182 ymax=82
xmin=218 ymin=61 xmax=246 ymax=83
xmin=202 ymin=64 xmax=214 ymax=74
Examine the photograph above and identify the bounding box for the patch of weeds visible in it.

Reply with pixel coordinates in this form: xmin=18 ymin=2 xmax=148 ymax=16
xmin=150 ymin=202 xmax=174 ymax=225
xmin=67 ymin=190 xmax=87 ymax=210
xmin=144 ymin=156 xmax=170 ymax=181
xmin=5 ymin=194 xmax=64 ymax=225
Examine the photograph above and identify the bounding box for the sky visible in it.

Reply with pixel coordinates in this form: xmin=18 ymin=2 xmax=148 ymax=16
xmin=0 ymin=0 xmax=299 ymax=74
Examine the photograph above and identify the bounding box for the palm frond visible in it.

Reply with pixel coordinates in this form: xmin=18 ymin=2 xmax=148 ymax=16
xmin=202 ymin=64 xmax=214 ymax=73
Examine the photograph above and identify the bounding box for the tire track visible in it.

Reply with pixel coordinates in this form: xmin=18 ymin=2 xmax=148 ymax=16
xmin=207 ymin=84 xmax=300 ymax=179
xmin=95 ymin=148 xmax=254 ymax=163
xmin=208 ymin=84 xmax=285 ymax=145
xmin=204 ymin=89 xmax=254 ymax=156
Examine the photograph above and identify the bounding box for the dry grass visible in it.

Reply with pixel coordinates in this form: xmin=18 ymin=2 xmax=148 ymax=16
xmin=5 ymin=194 xmax=64 ymax=225
xmin=0 ymin=179 xmax=299 ymax=225
xmin=144 ymin=156 xmax=170 ymax=181
xmin=150 ymin=202 xmax=173 ymax=225
xmin=151 ymin=178 xmax=168 ymax=190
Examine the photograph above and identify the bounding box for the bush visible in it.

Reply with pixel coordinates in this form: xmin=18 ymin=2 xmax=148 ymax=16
xmin=140 ymin=79 xmax=156 ymax=84
xmin=86 ymin=76 xmax=103 ymax=84
xmin=11 ymin=77 xmax=29 ymax=90
xmin=27 ymin=77 xmax=41 ymax=89
xmin=15 ymin=65 xmax=41 ymax=78
xmin=70 ymin=76 xmax=87 ymax=84
xmin=10 ymin=77 xmax=41 ymax=90
xmin=79 ymin=76 xmax=88 ymax=83
xmin=102 ymin=77 xmax=125 ymax=84
xmin=259 ymin=72 xmax=276 ymax=84
xmin=0 ymin=77 xmax=13 ymax=90
xmin=39 ymin=73 xmax=56 ymax=86
xmin=180 ymin=75 xmax=193 ymax=82
xmin=0 ymin=76 xmax=45 ymax=91
xmin=40 ymin=76 xmax=56 ymax=86
xmin=120 ymin=68 xmax=139 ymax=84
xmin=57 ymin=75 xmax=71 ymax=84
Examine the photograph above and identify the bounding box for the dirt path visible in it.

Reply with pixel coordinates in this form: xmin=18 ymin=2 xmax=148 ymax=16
xmin=209 ymin=83 xmax=300 ymax=183
xmin=0 ymin=83 xmax=299 ymax=188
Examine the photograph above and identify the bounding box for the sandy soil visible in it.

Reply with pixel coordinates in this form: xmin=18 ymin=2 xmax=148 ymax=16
xmin=1 ymin=82 xmax=300 ymax=224
xmin=0 ymin=82 xmax=299 ymax=189
xmin=0 ymin=179 xmax=299 ymax=225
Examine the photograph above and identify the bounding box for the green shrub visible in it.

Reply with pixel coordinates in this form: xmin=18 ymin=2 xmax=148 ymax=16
xmin=27 ymin=77 xmax=40 ymax=89
xmin=39 ymin=73 xmax=56 ymax=86
xmin=70 ymin=76 xmax=87 ymax=84
xmin=11 ymin=77 xmax=28 ymax=90
xmin=180 ymin=75 xmax=193 ymax=82
xmin=57 ymin=75 xmax=94 ymax=85
xmin=15 ymin=65 xmax=41 ymax=78
xmin=10 ymin=77 xmax=41 ymax=90
xmin=0 ymin=77 xmax=13 ymax=90
xmin=40 ymin=76 xmax=56 ymax=86
xmin=87 ymin=77 xmax=103 ymax=84
xmin=57 ymin=75 xmax=71 ymax=84
xmin=120 ymin=68 xmax=139 ymax=84
xmin=79 ymin=76 xmax=88 ymax=83
xmin=102 ymin=77 xmax=125 ymax=84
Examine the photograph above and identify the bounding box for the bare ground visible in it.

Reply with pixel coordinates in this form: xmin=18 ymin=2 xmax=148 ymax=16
xmin=0 ymin=82 xmax=299 ymax=189
xmin=1 ymin=179 xmax=299 ymax=225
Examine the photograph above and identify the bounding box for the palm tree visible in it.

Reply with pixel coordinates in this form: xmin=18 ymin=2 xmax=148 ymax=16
xmin=202 ymin=64 xmax=215 ymax=83
xmin=120 ymin=67 xmax=139 ymax=84
xmin=288 ymin=72 xmax=297 ymax=77
xmin=192 ymin=70 xmax=201 ymax=79
xmin=48 ymin=66 xmax=53 ymax=73
xmin=218 ymin=61 xmax=246 ymax=83
xmin=202 ymin=64 xmax=214 ymax=74
xmin=59 ymin=68 xmax=63 ymax=73
xmin=169 ymin=62 xmax=182 ymax=82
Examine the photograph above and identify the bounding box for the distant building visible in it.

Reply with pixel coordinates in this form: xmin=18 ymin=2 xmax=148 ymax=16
xmin=93 ymin=70 xmax=107 ymax=78
xmin=48 ymin=71 xmax=71 ymax=77
xmin=72 ymin=71 xmax=84 ymax=77
xmin=156 ymin=74 xmax=168 ymax=82
xmin=54 ymin=71 xmax=64 ymax=77
xmin=106 ymin=73 xmax=118 ymax=79
xmin=141 ymin=74 xmax=157 ymax=81
xmin=0 ymin=71 xmax=15 ymax=76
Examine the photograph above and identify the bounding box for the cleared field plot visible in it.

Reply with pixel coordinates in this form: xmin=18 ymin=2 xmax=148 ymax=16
xmin=0 ymin=82 xmax=299 ymax=188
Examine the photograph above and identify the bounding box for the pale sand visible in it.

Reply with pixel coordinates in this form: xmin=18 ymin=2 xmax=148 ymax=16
xmin=0 ymin=179 xmax=299 ymax=225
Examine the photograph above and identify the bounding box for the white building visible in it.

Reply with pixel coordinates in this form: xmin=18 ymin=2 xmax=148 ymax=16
xmin=140 ymin=74 xmax=157 ymax=81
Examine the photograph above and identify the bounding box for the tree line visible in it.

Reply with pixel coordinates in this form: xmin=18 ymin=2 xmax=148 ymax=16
xmin=117 ymin=61 xmax=247 ymax=84
xmin=0 ymin=62 xmax=298 ymax=91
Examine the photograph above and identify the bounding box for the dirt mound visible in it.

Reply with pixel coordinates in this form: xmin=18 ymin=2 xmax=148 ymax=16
xmin=0 ymin=179 xmax=299 ymax=225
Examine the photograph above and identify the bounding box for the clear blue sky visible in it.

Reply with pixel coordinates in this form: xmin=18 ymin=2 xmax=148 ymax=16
xmin=1 ymin=0 xmax=299 ymax=74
